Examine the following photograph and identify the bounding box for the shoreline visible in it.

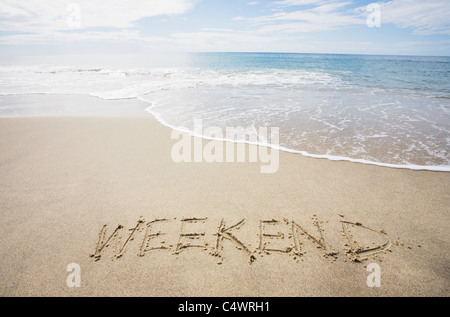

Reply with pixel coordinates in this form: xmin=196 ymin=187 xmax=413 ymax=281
xmin=1 ymin=93 xmax=449 ymax=172
xmin=145 ymin=104 xmax=450 ymax=173
xmin=0 ymin=115 xmax=449 ymax=296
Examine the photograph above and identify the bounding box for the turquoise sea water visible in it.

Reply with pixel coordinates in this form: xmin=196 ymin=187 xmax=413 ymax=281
xmin=1 ymin=53 xmax=449 ymax=170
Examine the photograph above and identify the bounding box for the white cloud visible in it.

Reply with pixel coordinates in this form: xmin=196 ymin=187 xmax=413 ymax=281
xmin=274 ymin=0 xmax=322 ymax=6
xmin=235 ymin=1 xmax=364 ymax=33
xmin=201 ymin=28 xmax=234 ymax=32
xmin=0 ymin=0 xmax=449 ymax=55
xmin=240 ymin=0 xmax=450 ymax=36
xmin=170 ymin=30 xmax=280 ymax=51
xmin=378 ymin=0 xmax=450 ymax=35
xmin=0 ymin=0 xmax=195 ymax=32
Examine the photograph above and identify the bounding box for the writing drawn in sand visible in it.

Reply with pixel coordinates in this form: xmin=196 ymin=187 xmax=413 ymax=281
xmin=90 ymin=215 xmax=393 ymax=264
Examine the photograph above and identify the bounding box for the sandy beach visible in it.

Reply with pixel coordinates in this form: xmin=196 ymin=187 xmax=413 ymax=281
xmin=0 ymin=114 xmax=448 ymax=297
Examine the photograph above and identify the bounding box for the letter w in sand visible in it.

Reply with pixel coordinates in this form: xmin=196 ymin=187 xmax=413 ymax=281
xmin=90 ymin=218 xmax=145 ymax=261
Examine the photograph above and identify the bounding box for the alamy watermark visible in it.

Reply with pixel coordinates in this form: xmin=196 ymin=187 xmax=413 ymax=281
xmin=171 ymin=119 xmax=280 ymax=174
xmin=66 ymin=3 xmax=82 ymax=29
xmin=367 ymin=3 xmax=381 ymax=28
xmin=66 ymin=263 xmax=81 ymax=288
xmin=366 ymin=263 xmax=381 ymax=288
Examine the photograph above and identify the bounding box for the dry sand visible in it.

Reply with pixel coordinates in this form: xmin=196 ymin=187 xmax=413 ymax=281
xmin=0 ymin=116 xmax=449 ymax=297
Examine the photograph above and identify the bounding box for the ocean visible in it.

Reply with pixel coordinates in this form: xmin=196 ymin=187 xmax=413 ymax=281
xmin=0 ymin=52 xmax=449 ymax=171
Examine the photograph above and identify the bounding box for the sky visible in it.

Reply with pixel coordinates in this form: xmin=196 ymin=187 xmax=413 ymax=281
xmin=0 ymin=0 xmax=450 ymax=56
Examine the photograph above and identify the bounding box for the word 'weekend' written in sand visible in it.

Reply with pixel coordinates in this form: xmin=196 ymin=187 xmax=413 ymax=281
xmin=90 ymin=215 xmax=392 ymax=264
